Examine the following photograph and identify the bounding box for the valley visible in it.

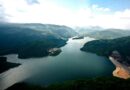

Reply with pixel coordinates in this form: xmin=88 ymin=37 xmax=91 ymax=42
xmin=1 ymin=23 xmax=130 ymax=90
xmin=0 ymin=23 xmax=77 ymax=59
xmin=1 ymin=0 xmax=130 ymax=89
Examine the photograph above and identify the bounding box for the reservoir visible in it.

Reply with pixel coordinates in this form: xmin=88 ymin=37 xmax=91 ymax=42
xmin=0 ymin=37 xmax=115 ymax=90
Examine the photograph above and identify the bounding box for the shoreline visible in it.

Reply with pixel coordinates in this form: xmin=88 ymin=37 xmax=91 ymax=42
xmin=109 ymin=56 xmax=130 ymax=79
xmin=113 ymin=67 xmax=130 ymax=79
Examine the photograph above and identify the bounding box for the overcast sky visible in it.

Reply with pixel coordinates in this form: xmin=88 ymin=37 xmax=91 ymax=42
xmin=0 ymin=0 xmax=130 ymax=29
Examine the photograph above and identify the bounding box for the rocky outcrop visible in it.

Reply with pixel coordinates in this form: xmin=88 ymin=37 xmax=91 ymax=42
xmin=72 ymin=36 xmax=84 ymax=40
xmin=48 ymin=48 xmax=62 ymax=56
xmin=109 ymin=51 xmax=130 ymax=79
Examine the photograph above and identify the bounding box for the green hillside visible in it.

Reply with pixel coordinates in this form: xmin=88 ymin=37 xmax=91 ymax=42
xmin=81 ymin=36 xmax=130 ymax=64
xmin=0 ymin=23 xmax=77 ymax=59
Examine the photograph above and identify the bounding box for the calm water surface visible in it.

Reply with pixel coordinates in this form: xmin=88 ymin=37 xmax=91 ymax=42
xmin=0 ymin=37 xmax=115 ymax=90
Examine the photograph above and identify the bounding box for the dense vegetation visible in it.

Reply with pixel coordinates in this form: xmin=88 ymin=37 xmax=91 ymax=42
xmin=86 ymin=29 xmax=130 ymax=39
xmin=0 ymin=23 xmax=77 ymax=59
xmin=0 ymin=57 xmax=20 ymax=73
xmin=81 ymin=36 xmax=130 ymax=63
xmin=6 ymin=77 xmax=130 ymax=90
xmin=18 ymin=23 xmax=77 ymax=38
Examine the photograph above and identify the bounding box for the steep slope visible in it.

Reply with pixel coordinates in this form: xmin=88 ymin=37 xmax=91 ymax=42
xmin=21 ymin=23 xmax=77 ymax=38
xmin=81 ymin=36 xmax=130 ymax=64
xmin=1 ymin=23 xmax=77 ymax=39
xmin=0 ymin=23 xmax=77 ymax=59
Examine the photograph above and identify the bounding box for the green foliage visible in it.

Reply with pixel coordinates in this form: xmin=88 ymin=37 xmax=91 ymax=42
xmin=17 ymin=39 xmax=66 ymax=59
xmin=6 ymin=77 xmax=130 ymax=90
xmin=6 ymin=83 xmax=45 ymax=90
xmin=0 ymin=23 xmax=76 ymax=59
xmin=81 ymin=36 xmax=130 ymax=63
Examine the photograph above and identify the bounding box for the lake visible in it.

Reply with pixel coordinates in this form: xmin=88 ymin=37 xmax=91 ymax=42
xmin=0 ymin=37 xmax=115 ymax=90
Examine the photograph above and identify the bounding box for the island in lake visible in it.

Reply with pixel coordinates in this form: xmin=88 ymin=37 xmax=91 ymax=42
xmin=72 ymin=36 xmax=84 ymax=40
xmin=1 ymin=23 xmax=130 ymax=90
xmin=0 ymin=23 xmax=77 ymax=59
xmin=48 ymin=48 xmax=62 ymax=56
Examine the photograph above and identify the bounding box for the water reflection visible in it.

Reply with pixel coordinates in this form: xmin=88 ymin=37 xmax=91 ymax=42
xmin=0 ymin=37 xmax=115 ymax=90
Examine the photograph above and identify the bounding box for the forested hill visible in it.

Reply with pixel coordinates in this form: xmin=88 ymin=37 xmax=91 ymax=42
xmin=0 ymin=23 xmax=77 ymax=39
xmin=86 ymin=29 xmax=130 ymax=39
xmin=0 ymin=23 xmax=77 ymax=59
xmin=81 ymin=36 xmax=130 ymax=64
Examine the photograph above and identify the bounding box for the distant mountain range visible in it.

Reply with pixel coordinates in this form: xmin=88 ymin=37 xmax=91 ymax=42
xmin=74 ymin=26 xmax=104 ymax=35
xmin=0 ymin=23 xmax=77 ymax=59
xmin=0 ymin=23 xmax=77 ymax=39
xmin=75 ymin=26 xmax=130 ymax=39
xmin=86 ymin=29 xmax=130 ymax=39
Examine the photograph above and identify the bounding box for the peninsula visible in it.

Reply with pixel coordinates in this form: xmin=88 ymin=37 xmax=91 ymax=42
xmin=81 ymin=36 xmax=130 ymax=79
xmin=0 ymin=57 xmax=20 ymax=73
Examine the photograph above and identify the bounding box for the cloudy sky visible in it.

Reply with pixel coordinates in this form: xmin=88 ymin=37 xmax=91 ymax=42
xmin=0 ymin=0 xmax=130 ymax=29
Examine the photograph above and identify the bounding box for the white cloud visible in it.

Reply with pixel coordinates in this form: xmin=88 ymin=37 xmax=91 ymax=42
xmin=0 ymin=0 xmax=130 ymax=29
xmin=92 ymin=4 xmax=110 ymax=12
xmin=0 ymin=0 xmax=8 ymax=22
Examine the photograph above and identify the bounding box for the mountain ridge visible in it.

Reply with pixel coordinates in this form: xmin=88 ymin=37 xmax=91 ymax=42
xmin=0 ymin=23 xmax=77 ymax=59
